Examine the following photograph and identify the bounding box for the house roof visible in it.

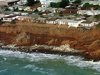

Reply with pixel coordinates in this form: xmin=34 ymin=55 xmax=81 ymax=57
xmin=81 ymin=21 xmax=92 ymax=24
xmin=0 ymin=1 xmax=8 ymax=6
xmin=0 ymin=0 xmax=18 ymax=3
xmin=0 ymin=14 xmax=5 ymax=18
xmin=78 ymin=10 xmax=100 ymax=15
xmin=67 ymin=20 xmax=78 ymax=23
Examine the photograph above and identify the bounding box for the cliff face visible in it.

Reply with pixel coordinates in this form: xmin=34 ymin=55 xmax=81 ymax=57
xmin=0 ymin=22 xmax=100 ymax=60
xmin=0 ymin=23 xmax=76 ymax=46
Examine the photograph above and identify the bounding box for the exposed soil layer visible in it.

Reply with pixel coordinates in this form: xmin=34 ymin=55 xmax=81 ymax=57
xmin=0 ymin=22 xmax=100 ymax=61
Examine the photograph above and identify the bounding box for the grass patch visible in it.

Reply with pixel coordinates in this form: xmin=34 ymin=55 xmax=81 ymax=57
xmin=96 ymin=24 xmax=100 ymax=29
xmin=94 ymin=15 xmax=100 ymax=20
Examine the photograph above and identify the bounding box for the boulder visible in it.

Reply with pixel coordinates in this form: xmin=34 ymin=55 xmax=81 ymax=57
xmin=85 ymin=50 xmax=100 ymax=61
xmin=14 ymin=32 xmax=31 ymax=46
xmin=88 ymin=40 xmax=100 ymax=50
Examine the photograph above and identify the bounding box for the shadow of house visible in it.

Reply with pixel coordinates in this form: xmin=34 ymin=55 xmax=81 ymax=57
xmin=8 ymin=0 xmax=19 ymax=6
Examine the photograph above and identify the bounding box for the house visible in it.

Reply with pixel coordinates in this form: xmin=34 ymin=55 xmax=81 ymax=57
xmin=46 ymin=18 xmax=57 ymax=24
xmin=37 ymin=7 xmax=46 ymax=12
xmin=40 ymin=0 xmax=61 ymax=8
xmin=21 ymin=13 xmax=29 ymax=16
xmin=4 ymin=0 xmax=19 ymax=3
xmin=16 ymin=16 xmax=32 ymax=22
xmin=55 ymin=19 xmax=68 ymax=27
xmin=56 ymin=19 xmax=68 ymax=25
xmin=13 ymin=12 xmax=21 ymax=15
xmin=0 ymin=14 xmax=5 ymax=19
xmin=3 ymin=17 xmax=15 ymax=22
xmin=77 ymin=10 xmax=100 ymax=15
xmin=0 ymin=1 xmax=8 ymax=7
xmin=24 ymin=7 xmax=32 ymax=11
xmin=67 ymin=19 xmax=85 ymax=28
xmin=80 ymin=21 xmax=99 ymax=28
xmin=0 ymin=1 xmax=8 ymax=12
xmin=2 ymin=15 xmax=16 ymax=22
xmin=82 ymin=0 xmax=100 ymax=6
xmin=17 ymin=0 xmax=27 ymax=5
xmin=55 ymin=8 xmax=65 ymax=13
xmin=45 ymin=18 xmax=68 ymax=27
xmin=37 ymin=17 xmax=46 ymax=23
xmin=0 ymin=14 xmax=5 ymax=24
xmin=0 ymin=0 xmax=19 ymax=6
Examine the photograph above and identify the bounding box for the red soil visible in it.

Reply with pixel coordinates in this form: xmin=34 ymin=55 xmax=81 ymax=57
xmin=0 ymin=22 xmax=100 ymax=60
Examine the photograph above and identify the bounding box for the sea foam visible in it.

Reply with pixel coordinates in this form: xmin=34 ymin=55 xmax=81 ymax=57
xmin=0 ymin=49 xmax=100 ymax=72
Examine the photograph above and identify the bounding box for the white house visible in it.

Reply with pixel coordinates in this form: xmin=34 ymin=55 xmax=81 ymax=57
xmin=0 ymin=1 xmax=8 ymax=6
xmin=2 ymin=14 xmax=17 ymax=22
xmin=40 ymin=0 xmax=61 ymax=8
xmin=81 ymin=0 xmax=100 ymax=6
xmin=0 ymin=0 xmax=18 ymax=3
xmin=3 ymin=17 xmax=15 ymax=22
xmin=21 ymin=12 xmax=29 ymax=16
xmin=80 ymin=21 xmax=99 ymax=28
xmin=46 ymin=19 xmax=57 ymax=24
xmin=46 ymin=18 xmax=68 ymax=25
xmin=17 ymin=0 xmax=27 ymax=5
xmin=77 ymin=10 xmax=100 ymax=15
xmin=0 ymin=14 xmax=5 ymax=19
xmin=67 ymin=20 xmax=85 ymax=28
xmin=24 ymin=7 xmax=32 ymax=11
xmin=56 ymin=19 xmax=68 ymax=25
xmin=0 ymin=0 xmax=19 ymax=6
xmin=16 ymin=16 xmax=32 ymax=22
xmin=37 ymin=17 xmax=46 ymax=23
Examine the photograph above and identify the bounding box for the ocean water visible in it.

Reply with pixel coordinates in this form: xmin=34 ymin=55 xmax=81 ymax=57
xmin=0 ymin=49 xmax=100 ymax=75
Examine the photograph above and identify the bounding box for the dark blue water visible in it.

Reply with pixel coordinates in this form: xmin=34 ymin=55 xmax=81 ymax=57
xmin=0 ymin=50 xmax=100 ymax=75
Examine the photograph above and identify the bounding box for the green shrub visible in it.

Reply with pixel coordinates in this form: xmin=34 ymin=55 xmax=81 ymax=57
xmin=96 ymin=24 xmax=100 ymax=29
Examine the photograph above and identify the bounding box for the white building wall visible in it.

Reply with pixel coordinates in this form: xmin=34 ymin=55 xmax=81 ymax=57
xmin=40 ymin=0 xmax=61 ymax=7
xmin=82 ymin=0 xmax=100 ymax=6
xmin=0 ymin=0 xmax=18 ymax=3
xmin=77 ymin=10 xmax=100 ymax=15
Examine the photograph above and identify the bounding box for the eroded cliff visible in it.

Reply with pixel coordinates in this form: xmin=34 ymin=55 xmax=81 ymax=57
xmin=0 ymin=22 xmax=100 ymax=60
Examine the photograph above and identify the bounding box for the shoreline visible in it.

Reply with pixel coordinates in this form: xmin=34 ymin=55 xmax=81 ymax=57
xmin=0 ymin=23 xmax=100 ymax=61
xmin=0 ymin=44 xmax=88 ymax=61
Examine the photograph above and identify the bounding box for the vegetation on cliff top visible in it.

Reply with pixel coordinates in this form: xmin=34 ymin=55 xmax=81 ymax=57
xmin=50 ymin=0 xmax=81 ymax=8
xmin=27 ymin=0 xmax=40 ymax=6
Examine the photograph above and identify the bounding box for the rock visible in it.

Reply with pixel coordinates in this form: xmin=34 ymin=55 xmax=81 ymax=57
xmin=52 ymin=44 xmax=74 ymax=52
xmin=85 ymin=50 xmax=100 ymax=61
xmin=47 ymin=39 xmax=55 ymax=45
xmin=14 ymin=32 xmax=31 ymax=46
xmin=61 ymin=40 xmax=70 ymax=45
xmin=88 ymin=40 xmax=100 ymax=50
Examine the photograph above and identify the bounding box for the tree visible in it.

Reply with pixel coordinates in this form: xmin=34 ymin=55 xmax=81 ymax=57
xmin=50 ymin=0 xmax=70 ymax=8
xmin=50 ymin=2 xmax=61 ymax=8
xmin=27 ymin=0 xmax=40 ymax=6
xmin=73 ymin=0 xmax=81 ymax=4
xmin=5 ymin=7 xmax=11 ymax=11
xmin=14 ymin=7 xmax=19 ymax=11
xmin=83 ymin=3 xmax=91 ymax=8
xmin=93 ymin=5 xmax=100 ymax=10
xmin=60 ymin=0 xmax=69 ymax=8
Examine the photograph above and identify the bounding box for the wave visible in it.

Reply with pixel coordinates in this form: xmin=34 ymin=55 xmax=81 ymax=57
xmin=63 ymin=56 xmax=100 ymax=72
xmin=0 ymin=49 xmax=100 ymax=72
xmin=0 ymin=49 xmax=61 ymax=61
xmin=0 ymin=69 xmax=7 ymax=73
xmin=23 ymin=64 xmax=55 ymax=75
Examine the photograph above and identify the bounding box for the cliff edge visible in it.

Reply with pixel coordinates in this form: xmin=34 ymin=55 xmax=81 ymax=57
xmin=0 ymin=22 xmax=100 ymax=60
